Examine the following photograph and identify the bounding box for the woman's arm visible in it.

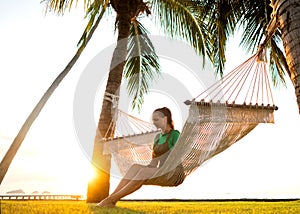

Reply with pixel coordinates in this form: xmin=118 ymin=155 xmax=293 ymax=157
xmin=168 ymin=130 xmax=180 ymax=148
xmin=147 ymin=133 xmax=160 ymax=167
xmin=147 ymin=155 xmax=159 ymax=167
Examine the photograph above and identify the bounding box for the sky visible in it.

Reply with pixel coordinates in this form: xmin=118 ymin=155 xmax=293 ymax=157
xmin=0 ymin=0 xmax=300 ymax=200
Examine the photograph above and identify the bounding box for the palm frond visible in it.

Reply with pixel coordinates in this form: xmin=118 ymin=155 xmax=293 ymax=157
xmin=269 ymin=37 xmax=288 ymax=86
xmin=238 ymin=0 xmax=288 ymax=87
xmin=42 ymin=0 xmax=101 ymax=14
xmin=203 ymin=0 xmax=240 ymax=76
xmin=124 ymin=20 xmax=161 ymax=111
xmin=150 ymin=0 xmax=206 ymax=57
xmin=77 ymin=0 xmax=108 ymax=48
xmin=238 ymin=0 xmax=272 ymax=53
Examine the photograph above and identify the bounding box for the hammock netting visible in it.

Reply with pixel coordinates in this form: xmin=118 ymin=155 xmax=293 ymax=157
xmin=101 ymin=51 xmax=277 ymax=186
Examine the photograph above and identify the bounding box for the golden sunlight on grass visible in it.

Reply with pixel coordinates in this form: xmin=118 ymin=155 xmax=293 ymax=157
xmin=1 ymin=200 xmax=300 ymax=214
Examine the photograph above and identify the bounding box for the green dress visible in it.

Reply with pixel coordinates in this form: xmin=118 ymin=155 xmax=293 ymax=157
xmin=144 ymin=129 xmax=185 ymax=186
xmin=152 ymin=130 xmax=180 ymax=167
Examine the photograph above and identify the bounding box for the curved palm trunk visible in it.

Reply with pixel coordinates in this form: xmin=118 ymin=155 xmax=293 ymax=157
xmin=0 ymin=10 xmax=104 ymax=185
xmin=273 ymin=0 xmax=300 ymax=113
xmin=86 ymin=0 xmax=136 ymax=203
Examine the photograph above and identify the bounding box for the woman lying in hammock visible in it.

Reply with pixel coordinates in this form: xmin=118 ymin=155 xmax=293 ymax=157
xmin=97 ymin=107 xmax=185 ymax=207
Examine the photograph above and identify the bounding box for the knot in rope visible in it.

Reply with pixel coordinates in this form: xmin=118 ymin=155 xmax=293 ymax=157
xmin=104 ymin=92 xmax=119 ymax=108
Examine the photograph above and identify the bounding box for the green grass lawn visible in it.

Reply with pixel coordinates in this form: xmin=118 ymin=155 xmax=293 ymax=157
xmin=1 ymin=200 xmax=300 ymax=214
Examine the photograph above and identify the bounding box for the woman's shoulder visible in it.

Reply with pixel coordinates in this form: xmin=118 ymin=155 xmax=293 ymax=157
xmin=171 ymin=129 xmax=180 ymax=136
xmin=171 ymin=129 xmax=180 ymax=134
xmin=168 ymin=130 xmax=180 ymax=148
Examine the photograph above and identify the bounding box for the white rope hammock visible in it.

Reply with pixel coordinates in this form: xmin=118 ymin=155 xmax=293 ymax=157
xmin=101 ymin=50 xmax=277 ymax=186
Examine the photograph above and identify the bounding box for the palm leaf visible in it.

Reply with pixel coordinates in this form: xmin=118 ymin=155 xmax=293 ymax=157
xmin=42 ymin=0 xmax=97 ymax=14
xmin=269 ymin=37 xmax=288 ymax=86
xmin=238 ymin=1 xmax=269 ymax=53
xmin=124 ymin=20 xmax=161 ymax=111
xmin=150 ymin=0 xmax=206 ymax=57
xmin=238 ymin=0 xmax=287 ymax=84
xmin=77 ymin=0 xmax=108 ymax=48
xmin=203 ymin=0 xmax=240 ymax=76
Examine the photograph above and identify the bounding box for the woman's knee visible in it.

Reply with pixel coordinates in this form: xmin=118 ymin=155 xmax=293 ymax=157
xmin=135 ymin=167 xmax=157 ymax=180
xmin=124 ymin=164 xmax=145 ymax=179
xmin=129 ymin=164 xmax=144 ymax=171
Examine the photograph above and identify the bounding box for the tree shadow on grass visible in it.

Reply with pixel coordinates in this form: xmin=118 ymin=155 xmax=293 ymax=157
xmin=88 ymin=203 xmax=145 ymax=214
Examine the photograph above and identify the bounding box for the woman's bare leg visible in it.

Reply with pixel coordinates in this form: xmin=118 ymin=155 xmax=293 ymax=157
xmin=97 ymin=167 xmax=158 ymax=207
xmin=111 ymin=164 xmax=145 ymax=195
xmin=109 ymin=179 xmax=145 ymax=202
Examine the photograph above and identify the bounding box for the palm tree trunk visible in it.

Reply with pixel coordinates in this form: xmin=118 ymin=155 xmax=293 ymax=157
xmin=0 ymin=11 xmax=104 ymax=185
xmin=86 ymin=0 xmax=135 ymax=203
xmin=272 ymin=0 xmax=300 ymax=113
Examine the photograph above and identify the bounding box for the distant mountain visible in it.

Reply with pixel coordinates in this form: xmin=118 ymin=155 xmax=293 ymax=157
xmin=42 ymin=191 xmax=50 ymax=194
xmin=6 ymin=189 xmax=25 ymax=194
xmin=32 ymin=191 xmax=39 ymax=194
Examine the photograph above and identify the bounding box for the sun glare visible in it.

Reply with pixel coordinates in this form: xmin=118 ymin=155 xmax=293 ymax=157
xmin=82 ymin=162 xmax=96 ymax=182
xmin=74 ymin=159 xmax=95 ymax=187
xmin=54 ymin=160 xmax=95 ymax=196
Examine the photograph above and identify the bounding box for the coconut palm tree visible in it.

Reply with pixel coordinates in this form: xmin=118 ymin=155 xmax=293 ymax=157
xmin=269 ymin=0 xmax=300 ymax=113
xmin=77 ymin=0 xmax=210 ymax=203
xmin=0 ymin=0 xmax=214 ymax=203
xmin=0 ymin=3 xmax=106 ymax=186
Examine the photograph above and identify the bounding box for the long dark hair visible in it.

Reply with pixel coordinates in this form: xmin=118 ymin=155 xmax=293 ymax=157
xmin=153 ymin=107 xmax=174 ymax=130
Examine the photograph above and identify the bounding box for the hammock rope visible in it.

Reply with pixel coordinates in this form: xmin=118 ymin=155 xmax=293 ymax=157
xmin=192 ymin=51 xmax=276 ymax=108
xmin=100 ymin=49 xmax=277 ymax=187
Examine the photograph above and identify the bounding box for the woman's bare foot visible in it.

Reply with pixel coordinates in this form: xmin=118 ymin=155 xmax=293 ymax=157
xmin=96 ymin=197 xmax=116 ymax=208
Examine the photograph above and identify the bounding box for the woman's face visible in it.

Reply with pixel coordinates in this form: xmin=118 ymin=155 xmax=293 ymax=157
xmin=152 ymin=111 xmax=166 ymax=129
